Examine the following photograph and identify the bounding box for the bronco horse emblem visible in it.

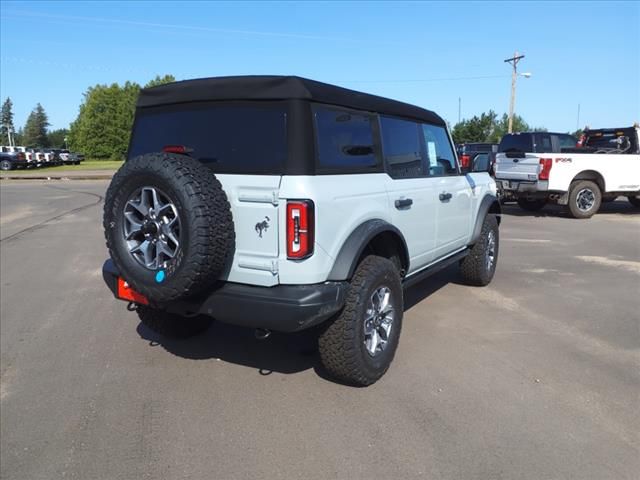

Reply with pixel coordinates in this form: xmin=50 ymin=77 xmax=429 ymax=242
xmin=255 ymin=216 xmax=270 ymax=238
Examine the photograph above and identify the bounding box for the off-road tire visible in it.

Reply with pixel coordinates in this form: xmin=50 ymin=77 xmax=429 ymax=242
xmin=0 ymin=160 xmax=12 ymax=171
xmin=628 ymin=195 xmax=640 ymax=208
xmin=137 ymin=305 xmax=212 ymax=338
xmin=460 ymin=214 xmax=499 ymax=286
xmin=568 ymin=180 xmax=601 ymax=219
xmin=517 ymin=198 xmax=547 ymax=211
xmin=318 ymin=256 xmax=403 ymax=387
xmin=104 ymin=153 xmax=235 ymax=303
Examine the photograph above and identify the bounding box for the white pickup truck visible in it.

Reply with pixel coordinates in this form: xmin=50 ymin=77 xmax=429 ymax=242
xmin=495 ymin=126 xmax=640 ymax=218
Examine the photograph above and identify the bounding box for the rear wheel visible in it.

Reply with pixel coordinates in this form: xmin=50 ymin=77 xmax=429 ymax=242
xmin=628 ymin=195 xmax=640 ymax=208
xmin=137 ymin=305 xmax=212 ymax=338
xmin=517 ymin=198 xmax=547 ymax=211
xmin=568 ymin=180 xmax=601 ymax=219
xmin=318 ymin=256 xmax=403 ymax=386
xmin=1 ymin=160 xmax=13 ymax=171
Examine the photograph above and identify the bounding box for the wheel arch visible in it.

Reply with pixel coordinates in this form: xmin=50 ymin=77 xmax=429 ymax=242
xmin=470 ymin=195 xmax=501 ymax=245
xmin=571 ymin=170 xmax=605 ymax=192
xmin=327 ymin=220 xmax=409 ymax=281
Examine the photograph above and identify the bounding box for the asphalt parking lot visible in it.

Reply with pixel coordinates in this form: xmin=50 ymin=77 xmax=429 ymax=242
xmin=1 ymin=180 xmax=639 ymax=480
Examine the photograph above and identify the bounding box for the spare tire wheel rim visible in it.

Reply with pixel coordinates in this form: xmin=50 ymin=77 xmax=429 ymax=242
xmin=364 ymin=286 xmax=395 ymax=357
xmin=123 ymin=186 xmax=181 ymax=270
xmin=576 ymin=187 xmax=595 ymax=212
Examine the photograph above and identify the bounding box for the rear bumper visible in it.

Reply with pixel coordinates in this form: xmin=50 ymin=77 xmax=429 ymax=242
xmin=102 ymin=259 xmax=347 ymax=333
xmin=497 ymin=179 xmax=549 ymax=200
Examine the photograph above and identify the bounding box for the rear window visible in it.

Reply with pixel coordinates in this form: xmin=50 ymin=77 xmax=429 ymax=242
xmin=499 ymin=134 xmax=533 ymax=153
xmin=128 ymin=102 xmax=287 ymax=174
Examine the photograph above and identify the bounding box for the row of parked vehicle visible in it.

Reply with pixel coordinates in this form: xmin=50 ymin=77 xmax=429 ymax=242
xmin=0 ymin=145 xmax=85 ymax=171
xmin=456 ymin=124 xmax=640 ymax=218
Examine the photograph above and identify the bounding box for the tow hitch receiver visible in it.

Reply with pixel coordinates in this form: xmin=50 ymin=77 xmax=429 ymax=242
xmin=117 ymin=277 xmax=149 ymax=305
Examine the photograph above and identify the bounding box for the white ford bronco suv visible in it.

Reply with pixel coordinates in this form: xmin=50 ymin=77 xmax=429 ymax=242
xmin=102 ymin=76 xmax=501 ymax=385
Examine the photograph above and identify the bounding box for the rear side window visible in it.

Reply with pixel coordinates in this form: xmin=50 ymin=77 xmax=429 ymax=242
xmin=313 ymin=106 xmax=378 ymax=171
xmin=128 ymin=102 xmax=287 ymax=174
xmin=558 ymin=134 xmax=577 ymax=150
xmin=380 ymin=116 xmax=425 ymax=178
xmin=422 ymin=124 xmax=458 ymax=176
xmin=499 ymin=134 xmax=533 ymax=153
xmin=536 ymin=133 xmax=552 ymax=152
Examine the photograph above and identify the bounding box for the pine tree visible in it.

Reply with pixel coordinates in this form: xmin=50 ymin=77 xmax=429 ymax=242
xmin=1 ymin=97 xmax=14 ymax=144
xmin=23 ymin=103 xmax=51 ymax=147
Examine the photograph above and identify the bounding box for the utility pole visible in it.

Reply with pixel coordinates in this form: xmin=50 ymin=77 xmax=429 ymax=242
xmin=504 ymin=51 xmax=525 ymax=133
xmin=458 ymin=97 xmax=461 ymax=123
xmin=576 ymin=104 xmax=581 ymax=132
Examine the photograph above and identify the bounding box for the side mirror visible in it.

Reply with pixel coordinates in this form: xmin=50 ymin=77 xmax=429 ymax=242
xmin=471 ymin=153 xmax=491 ymax=173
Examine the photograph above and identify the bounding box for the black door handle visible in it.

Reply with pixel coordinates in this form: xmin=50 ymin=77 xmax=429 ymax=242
xmin=395 ymin=198 xmax=413 ymax=209
xmin=439 ymin=192 xmax=453 ymax=202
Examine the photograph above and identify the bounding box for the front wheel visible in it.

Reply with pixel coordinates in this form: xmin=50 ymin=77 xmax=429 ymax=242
xmin=459 ymin=214 xmax=499 ymax=286
xmin=318 ymin=256 xmax=403 ymax=386
xmin=628 ymin=195 xmax=640 ymax=208
xmin=0 ymin=160 xmax=13 ymax=171
xmin=568 ymin=180 xmax=601 ymax=219
xmin=136 ymin=305 xmax=213 ymax=338
xmin=517 ymin=198 xmax=547 ymax=211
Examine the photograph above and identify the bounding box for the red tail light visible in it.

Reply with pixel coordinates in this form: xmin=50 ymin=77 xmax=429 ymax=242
xmin=460 ymin=154 xmax=471 ymax=168
xmin=286 ymin=200 xmax=314 ymax=259
xmin=538 ymin=158 xmax=553 ymax=180
xmin=116 ymin=277 xmax=149 ymax=305
xmin=163 ymin=145 xmax=193 ymax=154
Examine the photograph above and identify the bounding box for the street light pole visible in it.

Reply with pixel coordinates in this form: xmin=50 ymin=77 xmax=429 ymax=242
xmin=504 ymin=51 xmax=525 ymax=133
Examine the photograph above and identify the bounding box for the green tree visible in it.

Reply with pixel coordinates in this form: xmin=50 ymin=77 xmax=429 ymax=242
xmin=1 ymin=97 xmax=14 ymax=144
xmin=489 ymin=113 xmax=531 ymax=142
xmin=47 ymin=128 xmax=69 ymax=148
xmin=144 ymin=74 xmax=176 ymax=88
xmin=69 ymin=83 xmax=138 ymax=158
xmin=452 ymin=110 xmax=499 ymax=144
xmin=23 ymin=103 xmax=50 ymax=147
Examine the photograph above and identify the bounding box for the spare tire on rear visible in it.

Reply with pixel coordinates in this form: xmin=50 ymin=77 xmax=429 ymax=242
xmin=103 ymin=152 xmax=235 ymax=303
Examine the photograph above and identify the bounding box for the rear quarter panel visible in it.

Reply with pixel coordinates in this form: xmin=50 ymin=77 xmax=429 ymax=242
xmin=278 ymin=174 xmax=391 ymax=284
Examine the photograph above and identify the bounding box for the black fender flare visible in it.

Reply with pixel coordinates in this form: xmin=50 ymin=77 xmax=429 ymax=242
xmin=470 ymin=194 xmax=502 ymax=244
xmin=327 ymin=219 xmax=409 ymax=281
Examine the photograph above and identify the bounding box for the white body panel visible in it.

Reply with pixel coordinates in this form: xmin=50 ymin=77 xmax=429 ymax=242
xmin=384 ymin=176 xmax=439 ymax=271
xmin=217 ymin=171 xmax=497 ymax=287
xmin=216 ymin=174 xmax=282 ymax=287
xmin=496 ymin=153 xmax=640 ymax=193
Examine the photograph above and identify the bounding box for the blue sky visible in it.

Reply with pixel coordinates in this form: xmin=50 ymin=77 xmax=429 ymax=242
xmin=1 ymin=1 xmax=638 ymax=132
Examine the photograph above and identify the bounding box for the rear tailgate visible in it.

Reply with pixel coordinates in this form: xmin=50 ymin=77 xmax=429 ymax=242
xmin=495 ymin=152 xmax=540 ymax=181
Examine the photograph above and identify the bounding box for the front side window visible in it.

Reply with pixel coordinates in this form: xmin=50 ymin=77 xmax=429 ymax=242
xmin=421 ymin=124 xmax=458 ymax=176
xmin=380 ymin=116 xmax=425 ymax=179
xmin=313 ymin=106 xmax=378 ymax=171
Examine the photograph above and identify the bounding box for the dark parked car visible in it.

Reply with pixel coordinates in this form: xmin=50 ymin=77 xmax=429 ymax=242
xmin=457 ymin=142 xmax=498 ymax=172
xmin=0 ymin=149 xmax=29 ymax=171
xmin=498 ymin=132 xmax=577 ymax=154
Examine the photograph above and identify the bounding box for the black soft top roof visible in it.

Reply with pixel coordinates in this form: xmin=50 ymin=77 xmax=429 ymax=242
xmin=137 ymin=75 xmax=445 ymax=126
